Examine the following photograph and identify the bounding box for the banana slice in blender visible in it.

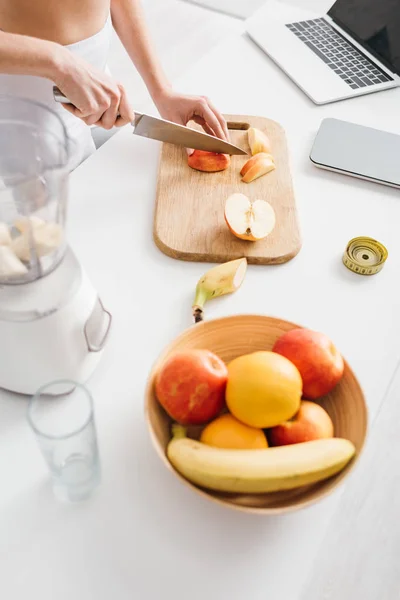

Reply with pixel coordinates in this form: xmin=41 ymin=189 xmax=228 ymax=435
xmin=0 ymin=245 xmax=28 ymax=277
xmin=12 ymin=223 xmax=64 ymax=262
xmin=0 ymin=222 xmax=11 ymax=246
xmin=14 ymin=215 xmax=46 ymax=233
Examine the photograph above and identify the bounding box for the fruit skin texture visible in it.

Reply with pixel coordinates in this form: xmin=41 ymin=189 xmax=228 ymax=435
xmin=200 ymin=413 xmax=268 ymax=449
xmin=226 ymin=351 xmax=302 ymax=428
xmin=155 ymin=349 xmax=228 ymax=425
xmin=248 ymin=127 xmax=272 ymax=155
xmin=272 ymin=329 xmax=344 ymax=400
xmin=187 ymin=150 xmax=230 ymax=172
xmin=240 ymin=153 xmax=275 ymax=183
xmin=268 ymin=400 xmax=334 ymax=447
xmin=167 ymin=425 xmax=355 ymax=494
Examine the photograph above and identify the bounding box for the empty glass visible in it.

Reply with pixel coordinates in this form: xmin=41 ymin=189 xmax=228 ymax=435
xmin=27 ymin=380 xmax=101 ymax=502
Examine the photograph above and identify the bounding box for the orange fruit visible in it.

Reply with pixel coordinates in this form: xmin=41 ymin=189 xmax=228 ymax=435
xmin=200 ymin=413 xmax=268 ymax=449
xmin=226 ymin=351 xmax=302 ymax=428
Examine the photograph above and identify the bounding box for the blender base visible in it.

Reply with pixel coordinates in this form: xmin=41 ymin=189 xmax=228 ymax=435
xmin=0 ymin=248 xmax=112 ymax=396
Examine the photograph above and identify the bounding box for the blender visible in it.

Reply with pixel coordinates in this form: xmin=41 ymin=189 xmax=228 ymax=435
xmin=0 ymin=96 xmax=112 ymax=395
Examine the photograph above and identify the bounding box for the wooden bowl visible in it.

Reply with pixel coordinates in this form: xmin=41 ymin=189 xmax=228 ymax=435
xmin=145 ymin=315 xmax=368 ymax=514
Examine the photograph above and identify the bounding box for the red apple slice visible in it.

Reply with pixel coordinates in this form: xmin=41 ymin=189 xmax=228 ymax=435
xmin=224 ymin=193 xmax=276 ymax=241
xmin=188 ymin=150 xmax=230 ymax=172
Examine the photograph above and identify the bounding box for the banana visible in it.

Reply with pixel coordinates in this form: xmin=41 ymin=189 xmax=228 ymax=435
xmin=192 ymin=257 xmax=247 ymax=323
xmin=12 ymin=222 xmax=63 ymax=262
xmin=0 ymin=222 xmax=11 ymax=246
xmin=167 ymin=425 xmax=355 ymax=494
xmin=0 ymin=245 xmax=28 ymax=278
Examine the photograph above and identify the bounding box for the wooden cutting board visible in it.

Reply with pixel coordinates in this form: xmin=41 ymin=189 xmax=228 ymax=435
xmin=153 ymin=115 xmax=301 ymax=265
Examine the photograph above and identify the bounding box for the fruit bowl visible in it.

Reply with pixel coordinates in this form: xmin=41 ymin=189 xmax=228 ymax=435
xmin=144 ymin=315 xmax=368 ymax=514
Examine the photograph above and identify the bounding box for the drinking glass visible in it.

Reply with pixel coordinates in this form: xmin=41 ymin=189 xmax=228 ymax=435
xmin=27 ymin=380 xmax=101 ymax=502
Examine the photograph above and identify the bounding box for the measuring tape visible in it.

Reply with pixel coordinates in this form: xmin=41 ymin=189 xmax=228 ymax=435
xmin=342 ymin=237 xmax=388 ymax=275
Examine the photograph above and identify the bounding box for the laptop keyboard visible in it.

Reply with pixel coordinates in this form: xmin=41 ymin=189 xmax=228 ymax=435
xmin=285 ymin=18 xmax=393 ymax=89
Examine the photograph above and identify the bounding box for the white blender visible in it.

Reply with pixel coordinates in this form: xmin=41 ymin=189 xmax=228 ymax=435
xmin=0 ymin=96 xmax=112 ymax=395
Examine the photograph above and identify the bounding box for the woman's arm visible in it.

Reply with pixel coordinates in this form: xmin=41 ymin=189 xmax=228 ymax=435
xmin=0 ymin=30 xmax=134 ymax=129
xmin=110 ymin=0 xmax=229 ymax=140
xmin=0 ymin=30 xmax=61 ymax=77
xmin=109 ymin=0 xmax=169 ymax=101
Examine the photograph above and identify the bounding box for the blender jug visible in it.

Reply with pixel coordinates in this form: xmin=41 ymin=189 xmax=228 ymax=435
xmin=0 ymin=96 xmax=70 ymax=284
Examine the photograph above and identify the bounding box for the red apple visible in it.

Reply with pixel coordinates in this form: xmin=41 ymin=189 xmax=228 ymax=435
xmin=268 ymin=400 xmax=334 ymax=446
xmin=272 ymin=328 xmax=344 ymax=399
xmin=155 ymin=349 xmax=228 ymax=425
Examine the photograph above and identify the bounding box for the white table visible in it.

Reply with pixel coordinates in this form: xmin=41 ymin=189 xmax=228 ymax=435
xmin=1 ymin=3 xmax=400 ymax=599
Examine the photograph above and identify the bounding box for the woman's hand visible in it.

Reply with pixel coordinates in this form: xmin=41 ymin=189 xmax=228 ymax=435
xmin=54 ymin=48 xmax=135 ymax=129
xmin=153 ymin=88 xmax=230 ymax=141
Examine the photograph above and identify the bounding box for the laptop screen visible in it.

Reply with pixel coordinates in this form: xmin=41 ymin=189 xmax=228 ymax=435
xmin=328 ymin=0 xmax=400 ymax=74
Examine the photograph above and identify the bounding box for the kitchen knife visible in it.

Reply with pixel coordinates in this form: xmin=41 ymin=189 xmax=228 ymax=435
xmin=53 ymin=87 xmax=248 ymax=155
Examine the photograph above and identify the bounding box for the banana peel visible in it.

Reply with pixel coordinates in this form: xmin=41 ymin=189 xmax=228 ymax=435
xmin=192 ymin=257 xmax=247 ymax=323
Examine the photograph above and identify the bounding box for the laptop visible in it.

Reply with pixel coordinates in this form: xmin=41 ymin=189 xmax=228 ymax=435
xmin=246 ymin=0 xmax=400 ymax=104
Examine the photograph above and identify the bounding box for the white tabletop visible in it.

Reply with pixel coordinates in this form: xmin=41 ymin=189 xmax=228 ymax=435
xmin=1 ymin=3 xmax=400 ymax=599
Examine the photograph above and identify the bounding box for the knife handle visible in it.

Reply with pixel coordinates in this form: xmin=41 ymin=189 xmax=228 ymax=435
xmin=52 ymin=86 xmax=142 ymax=126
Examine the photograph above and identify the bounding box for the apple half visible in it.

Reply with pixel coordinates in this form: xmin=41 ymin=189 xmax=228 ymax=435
xmin=224 ymin=193 xmax=276 ymax=241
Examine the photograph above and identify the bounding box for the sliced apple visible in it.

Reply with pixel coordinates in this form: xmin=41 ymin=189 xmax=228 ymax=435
xmin=188 ymin=150 xmax=230 ymax=173
xmin=248 ymin=127 xmax=272 ymax=155
xmin=240 ymin=152 xmax=275 ymax=183
xmin=240 ymin=152 xmax=274 ymax=177
xmin=0 ymin=222 xmax=11 ymax=246
xmin=224 ymin=193 xmax=276 ymax=241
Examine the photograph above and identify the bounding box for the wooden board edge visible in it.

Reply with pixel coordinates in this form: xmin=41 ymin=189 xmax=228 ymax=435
xmin=152 ymin=235 xmax=303 ymax=265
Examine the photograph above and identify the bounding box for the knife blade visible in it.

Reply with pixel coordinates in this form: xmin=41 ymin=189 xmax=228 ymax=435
xmin=53 ymin=87 xmax=248 ymax=155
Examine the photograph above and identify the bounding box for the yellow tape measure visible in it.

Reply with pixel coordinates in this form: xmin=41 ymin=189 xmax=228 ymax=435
xmin=343 ymin=237 xmax=388 ymax=275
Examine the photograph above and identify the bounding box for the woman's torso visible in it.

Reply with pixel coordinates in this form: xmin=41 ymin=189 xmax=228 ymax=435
xmin=0 ymin=0 xmax=110 ymax=45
